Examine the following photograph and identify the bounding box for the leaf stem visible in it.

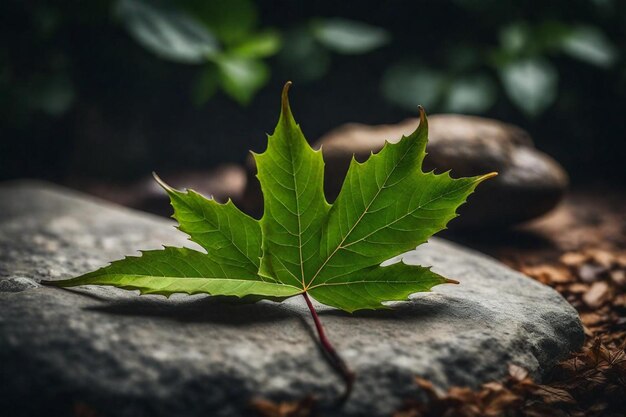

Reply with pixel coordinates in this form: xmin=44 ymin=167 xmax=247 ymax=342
xmin=302 ymin=292 xmax=355 ymax=402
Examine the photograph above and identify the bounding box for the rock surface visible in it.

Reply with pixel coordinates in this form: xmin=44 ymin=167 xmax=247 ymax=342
xmin=0 ymin=181 xmax=583 ymax=417
xmin=242 ymin=114 xmax=568 ymax=228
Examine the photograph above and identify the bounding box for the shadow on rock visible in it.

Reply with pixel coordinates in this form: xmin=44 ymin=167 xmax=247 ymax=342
xmin=317 ymin=294 xmax=484 ymax=322
xmin=87 ymin=295 xmax=298 ymax=325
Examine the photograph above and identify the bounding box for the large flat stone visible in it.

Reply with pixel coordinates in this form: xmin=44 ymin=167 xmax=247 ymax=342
xmin=0 ymin=181 xmax=583 ymax=417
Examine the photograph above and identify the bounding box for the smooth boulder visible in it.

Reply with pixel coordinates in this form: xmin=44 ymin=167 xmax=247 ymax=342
xmin=0 ymin=182 xmax=582 ymax=417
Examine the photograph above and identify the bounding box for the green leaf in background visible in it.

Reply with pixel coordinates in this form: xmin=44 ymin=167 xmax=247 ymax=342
xmin=192 ymin=65 xmax=220 ymax=105
xmin=443 ymin=74 xmax=497 ymax=114
xmin=25 ymin=74 xmax=75 ymax=116
xmin=214 ymin=55 xmax=269 ymax=105
xmin=497 ymin=21 xmax=568 ymax=55
xmin=499 ymin=23 xmax=531 ymax=55
xmin=116 ymin=0 xmax=218 ymax=64
xmin=445 ymin=46 xmax=481 ymax=72
xmin=497 ymin=21 xmax=618 ymax=69
xmin=48 ymin=83 xmax=495 ymax=312
xmin=184 ymin=0 xmax=258 ymax=45
xmin=560 ymin=25 xmax=617 ymax=68
xmin=278 ymin=28 xmax=331 ymax=82
xmin=500 ymin=58 xmax=558 ymax=117
xmin=231 ymin=30 xmax=282 ymax=59
xmin=381 ymin=64 xmax=445 ymax=110
xmin=311 ymin=18 xmax=390 ymax=55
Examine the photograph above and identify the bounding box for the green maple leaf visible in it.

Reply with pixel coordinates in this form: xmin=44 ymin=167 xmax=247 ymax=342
xmin=256 ymin=85 xmax=495 ymax=312
xmin=49 ymin=82 xmax=495 ymax=311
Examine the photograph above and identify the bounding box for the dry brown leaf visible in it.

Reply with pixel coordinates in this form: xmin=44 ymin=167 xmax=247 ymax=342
xmin=567 ymin=283 xmax=590 ymax=294
xmin=521 ymin=264 xmax=573 ymax=284
xmin=413 ymin=376 xmax=440 ymax=402
xmin=585 ymin=249 xmax=615 ymax=269
xmin=532 ymin=385 xmax=576 ymax=405
xmin=560 ymin=252 xmax=589 ymax=267
xmin=583 ymin=281 xmax=611 ymax=309
xmin=580 ymin=312 xmax=605 ymax=327
xmin=508 ymin=363 xmax=530 ymax=381
xmin=615 ymin=253 xmax=626 ymax=268
xmin=251 ymin=396 xmax=315 ymax=417
xmin=610 ymin=269 xmax=626 ymax=287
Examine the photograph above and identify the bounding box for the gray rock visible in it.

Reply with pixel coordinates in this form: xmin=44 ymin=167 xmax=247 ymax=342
xmin=242 ymin=114 xmax=568 ymax=228
xmin=0 ymin=276 xmax=39 ymax=292
xmin=0 ymin=181 xmax=583 ymax=417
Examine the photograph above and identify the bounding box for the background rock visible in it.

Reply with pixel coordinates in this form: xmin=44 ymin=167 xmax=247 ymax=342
xmin=73 ymin=164 xmax=247 ymax=218
xmin=242 ymin=115 xmax=568 ymax=228
xmin=0 ymin=182 xmax=582 ymax=417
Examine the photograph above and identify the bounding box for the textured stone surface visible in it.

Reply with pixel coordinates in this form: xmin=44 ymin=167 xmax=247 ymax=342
xmin=242 ymin=115 xmax=568 ymax=228
xmin=0 ymin=181 xmax=583 ymax=417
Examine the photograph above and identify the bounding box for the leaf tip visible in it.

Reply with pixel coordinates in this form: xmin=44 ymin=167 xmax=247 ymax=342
xmin=445 ymin=278 xmax=460 ymax=285
xmin=417 ymin=105 xmax=427 ymax=125
xmin=152 ymin=172 xmax=174 ymax=193
xmin=480 ymin=172 xmax=499 ymax=182
xmin=250 ymin=150 xmax=261 ymax=160
xmin=281 ymin=81 xmax=293 ymax=117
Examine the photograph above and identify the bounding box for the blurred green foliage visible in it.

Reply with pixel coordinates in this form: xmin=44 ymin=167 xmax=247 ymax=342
xmin=113 ymin=0 xmax=390 ymax=105
xmin=2 ymin=0 xmax=625 ymax=186
xmin=0 ymin=0 xmax=391 ymax=120
xmin=113 ymin=0 xmax=621 ymax=118
xmin=383 ymin=18 xmax=619 ymax=117
xmin=2 ymin=0 xmax=620 ymax=123
xmin=117 ymin=0 xmax=274 ymax=104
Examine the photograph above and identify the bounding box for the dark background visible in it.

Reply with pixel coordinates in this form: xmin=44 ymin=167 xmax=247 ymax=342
xmin=2 ymin=0 xmax=625 ymax=189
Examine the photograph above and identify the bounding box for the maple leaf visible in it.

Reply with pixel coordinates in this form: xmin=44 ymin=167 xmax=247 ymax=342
xmin=256 ymin=84 xmax=494 ymax=312
xmin=46 ymin=82 xmax=495 ymax=398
